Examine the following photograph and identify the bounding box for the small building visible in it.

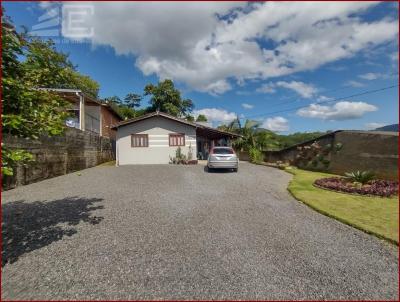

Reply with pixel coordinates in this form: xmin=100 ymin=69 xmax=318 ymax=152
xmin=40 ymin=88 xmax=122 ymax=139
xmin=112 ymin=111 xmax=241 ymax=165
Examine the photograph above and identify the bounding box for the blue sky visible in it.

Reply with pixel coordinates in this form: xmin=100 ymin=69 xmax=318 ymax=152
xmin=3 ymin=1 xmax=399 ymax=133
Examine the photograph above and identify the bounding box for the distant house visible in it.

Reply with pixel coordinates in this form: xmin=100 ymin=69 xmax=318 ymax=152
xmin=41 ymin=88 xmax=122 ymax=139
xmin=112 ymin=111 xmax=241 ymax=165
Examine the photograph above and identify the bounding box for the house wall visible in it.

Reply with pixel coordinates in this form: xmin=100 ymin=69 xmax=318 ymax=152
xmin=116 ymin=116 xmax=197 ymax=165
xmin=101 ymin=106 xmax=120 ymax=139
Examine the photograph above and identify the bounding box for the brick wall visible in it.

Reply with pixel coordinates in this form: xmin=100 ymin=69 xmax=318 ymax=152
xmin=3 ymin=128 xmax=115 ymax=190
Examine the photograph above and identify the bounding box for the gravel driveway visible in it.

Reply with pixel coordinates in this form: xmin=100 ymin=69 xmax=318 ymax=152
xmin=2 ymin=163 xmax=398 ymax=300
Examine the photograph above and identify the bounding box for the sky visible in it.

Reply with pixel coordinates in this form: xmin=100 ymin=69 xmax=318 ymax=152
xmin=3 ymin=1 xmax=399 ymax=133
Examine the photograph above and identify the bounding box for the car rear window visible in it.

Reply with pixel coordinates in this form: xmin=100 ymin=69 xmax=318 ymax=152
xmin=213 ymin=148 xmax=234 ymax=154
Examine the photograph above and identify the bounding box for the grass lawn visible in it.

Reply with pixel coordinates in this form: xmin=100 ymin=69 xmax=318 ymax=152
xmin=285 ymin=167 xmax=399 ymax=244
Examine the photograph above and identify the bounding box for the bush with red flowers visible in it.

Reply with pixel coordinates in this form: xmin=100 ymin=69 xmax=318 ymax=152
xmin=314 ymin=177 xmax=398 ymax=197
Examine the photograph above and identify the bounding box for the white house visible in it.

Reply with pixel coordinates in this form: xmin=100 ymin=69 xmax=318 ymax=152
xmin=112 ymin=111 xmax=241 ymax=165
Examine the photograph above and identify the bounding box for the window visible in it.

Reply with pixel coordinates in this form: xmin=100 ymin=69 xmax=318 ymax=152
xmin=212 ymin=147 xmax=234 ymax=154
xmin=169 ymin=133 xmax=185 ymax=146
xmin=131 ymin=134 xmax=148 ymax=147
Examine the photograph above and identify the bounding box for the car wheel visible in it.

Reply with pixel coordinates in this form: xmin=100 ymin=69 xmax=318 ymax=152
xmin=234 ymin=168 xmax=238 ymax=172
xmin=207 ymin=166 xmax=213 ymax=172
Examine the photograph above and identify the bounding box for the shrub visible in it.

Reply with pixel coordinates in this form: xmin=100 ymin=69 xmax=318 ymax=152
xmin=334 ymin=142 xmax=343 ymax=152
xmin=314 ymin=177 xmax=398 ymax=197
xmin=249 ymin=147 xmax=263 ymax=163
xmin=345 ymin=171 xmax=375 ymax=184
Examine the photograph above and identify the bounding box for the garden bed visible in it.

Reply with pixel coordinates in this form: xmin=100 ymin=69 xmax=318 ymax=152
xmin=314 ymin=177 xmax=398 ymax=197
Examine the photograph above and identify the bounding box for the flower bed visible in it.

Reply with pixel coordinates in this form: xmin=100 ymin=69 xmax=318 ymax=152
xmin=314 ymin=177 xmax=398 ymax=197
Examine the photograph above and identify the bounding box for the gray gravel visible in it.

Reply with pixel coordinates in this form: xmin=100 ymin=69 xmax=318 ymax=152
xmin=2 ymin=162 xmax=398 ymax=300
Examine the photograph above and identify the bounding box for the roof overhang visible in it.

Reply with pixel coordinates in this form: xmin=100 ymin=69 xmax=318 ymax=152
xmin=112 ymin=111 xmax=242 ymax=139
xmin=38 ymin=88 xmax=123 ymax=120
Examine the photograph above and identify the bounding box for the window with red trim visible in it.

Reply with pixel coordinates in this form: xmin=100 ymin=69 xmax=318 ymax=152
xmin=131 ymin=134 xmax=149 ymax=147
xmin=169 ymin=133 xmax=185 ymax=146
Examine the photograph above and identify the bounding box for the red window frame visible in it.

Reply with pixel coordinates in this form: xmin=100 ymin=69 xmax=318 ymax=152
xmin=131 ymin=134 xmax=149 ymax=147
xmin=169 ymin=133 xmax=185 ymax=146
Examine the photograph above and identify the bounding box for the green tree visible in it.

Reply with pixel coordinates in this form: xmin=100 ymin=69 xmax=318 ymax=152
xmin=217 ymin=116 xmax=241 ymax=133
xmin=22 ymin=38 xmax=99 ymax=98
xmin=144 ymin=79 xmax=194 ymax=116
xmin=233 ymin=119 xmax=260 ymax=151
xmin=196 ymin=114 xmax=208 ymax=122
xmin=124 ymin=93 xmax=141 ymax=109
xmin=1 ymin=18 xmax=68 ymax=175
xmin=103 ymin=95 xmax=147 ymax=120
xmin=186 ymin=115 xmax=195 ymax=122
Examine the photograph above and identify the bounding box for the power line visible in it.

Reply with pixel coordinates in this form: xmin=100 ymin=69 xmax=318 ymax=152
xmin=244 ymin=84 xmax=398 ymax=119
xmin=205 ymin=84 xmax=399 ymax=124
xmin=210 ymin=84 xmax=398 ymax=124
xmin=260 ymin=71 xmax=399 ymax=109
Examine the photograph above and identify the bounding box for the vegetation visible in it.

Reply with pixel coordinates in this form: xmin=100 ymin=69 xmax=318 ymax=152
xmin=196 ymin=114 xmax=208 ymax=122
xmin=221 ymin=117 xmax=325 ymax=154
xmin=314 ymin=177 xmax=398 ymax=197
xmin=276 ymin=131 xmax=326 ymax=149
xmin=286 ymin=167 xmax=399 ymax=243
xmin=1 ymin=15 xmax=76 ymax=175
xmin=123 ymin=93 xmax=142 ymax=110
xmin=103 ymin=80 xmax=196 ymax=120
xmin=22 ymin=38 xmax=99 ymax=98
xmin=144 ymin=79 xmax=194 ymax=117
xmin=344 ymin=170 xmax=375 ymax=184
xmin=248 ymin=147 xmax=263 ymax=163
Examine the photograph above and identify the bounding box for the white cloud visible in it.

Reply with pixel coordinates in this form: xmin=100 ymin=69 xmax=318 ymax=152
xmin=241 ymin=103 xmax=254 ymax=109
xmin=58 ymin=2 xmax=398 ymax=94
xmin=275 ymin=81 xmax=317 ymax=98
xmin=256 ymin=83 xmax=276 ymax=93
xmin=193 ymin=108 xmax=237 ymax=123
xmin=365 ymin=122 xmax=385 ymax=130
xmin=261 ymin=116 xmax=289 ymax=132
xmin=316 ymin=95 xmax=333 ymax=102
xmin=297 ymin=101 xmax=377 ymax=120
xmin=358 ymin=72 xmax=383 ymax=80
xmin=256 ymin=80 xmax=317 ymax=98
xmin=345 ymin=80 xmax=365 ymax=88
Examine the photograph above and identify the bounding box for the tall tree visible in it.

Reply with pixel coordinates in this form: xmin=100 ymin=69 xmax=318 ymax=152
xmin=1 ymin=17 xmax=68 ymax=175
xmin=233 ymin=120 xmax=260 ymax=151
xmin=144 ymin=79 xmax=194 ymax=117
xmin=22 ymin=38 xmax=100 ymax=98
xmin=123 ymin=93 xmax=141 ymax=109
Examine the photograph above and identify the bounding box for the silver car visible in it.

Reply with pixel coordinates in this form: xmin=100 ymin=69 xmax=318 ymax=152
xmin=207 ymin=147 xmax=239 ymax=172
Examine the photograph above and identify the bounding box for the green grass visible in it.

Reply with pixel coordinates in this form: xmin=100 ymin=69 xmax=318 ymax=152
xmin=285 ymin=167 xmax=399 ymax=244
xmin=97 ymin=160 xmax=116 ymax=166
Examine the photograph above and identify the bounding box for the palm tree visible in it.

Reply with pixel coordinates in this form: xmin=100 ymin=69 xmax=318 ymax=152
xmin=233 ymin=119 xmax=260 ymax=151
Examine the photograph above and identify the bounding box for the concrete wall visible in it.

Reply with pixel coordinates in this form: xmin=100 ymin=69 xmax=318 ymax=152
xmin=116 ymin=116 xmax=197 ymax=165
xmin=3 ymin=128 xmax=115 ymax=190
xmin=263 ymin=130 xmax=398 ymax=180
xmin=329 ymin=131 xmax=398 ymax=180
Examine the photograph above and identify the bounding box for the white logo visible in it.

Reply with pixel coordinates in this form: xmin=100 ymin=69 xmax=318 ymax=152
xmin=28 ymin=4 xmax=94 ymax=39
